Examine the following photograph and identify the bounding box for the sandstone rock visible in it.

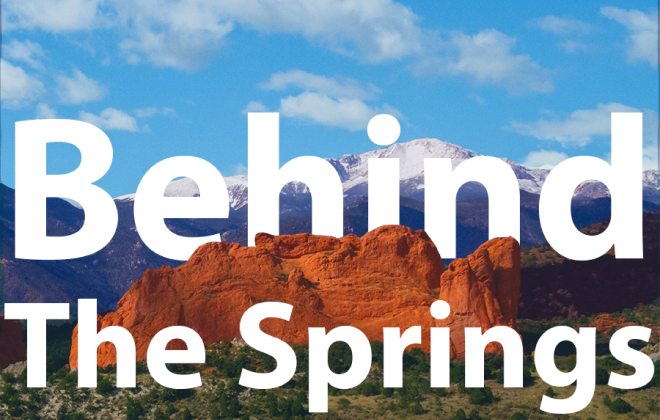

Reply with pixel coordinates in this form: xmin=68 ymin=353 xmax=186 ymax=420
xmin=642 ymin=342 xmax=660 ymax=362
xmin=439 ymin=237 xmax=521 ymax=356
xmin=589 ymin=313 xmax=660 ymax=343
xmin=589 ymin=314 xmax=635 ymax=336
xmin=231 ymin=338 xmax=247 ymax=349
xmin=70 ymin=227 xmax=520 ymax=368
xmin=3 ymin=361 xmax=27 ymax=375
xmin=0 ymin=317 xmax=26 ymax=369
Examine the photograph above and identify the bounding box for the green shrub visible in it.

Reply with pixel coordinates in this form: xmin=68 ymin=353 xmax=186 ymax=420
xmin=1 ymin=372 xmax=17 ymax=384
xmin=125 ymin=398 xmax=145 ymax=420
xmin=179 ymin=408 xmax=194 ymax=420
xmin=154 ymin=408 xmax=168 ymax=420
xmin=454 ymin=408 xmax=467 ymax=420
xmin=265 ymin=392 xmax=279 ymax=417
xmin=356 ymin=381 xmax=380 ymax=397
xmin=522 ymin=365 xmax=534 ymax=386
xmin=160 ymin=387 xmax=194 ymax=402
xmin=608 ymin=397 xmax=633 ymax=414
xmin=468 ymin=409 xmax=482 ymax=420
xmin=56 ymin=404 xmax=69 ymax=420
xmin=96 ymin=377 xmax=113 ymax=396
xmin=451 ymin=362 xmax=466 ymax=384
xmin=381 ymin=386 xmax=394 ymax=397
xmin=224 ymin=396 xmax=242 ymax=418
xmin=595 ymin=366 xmax=609 ymax=385
xmin=466 ymin=387 xmax=495 ymax=405
xmin=408 ymin=401 xmax=424 ymax=415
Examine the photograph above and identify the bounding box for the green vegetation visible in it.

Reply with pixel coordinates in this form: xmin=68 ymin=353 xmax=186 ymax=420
xmin=604 ymin=394 xmax=634 ymax=414
xmin=0 ymin=302 xmax=658 ymax=419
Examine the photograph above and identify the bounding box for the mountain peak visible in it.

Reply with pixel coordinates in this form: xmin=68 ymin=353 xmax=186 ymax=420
xmin=113 ymin=138 xmax=659 ymax=207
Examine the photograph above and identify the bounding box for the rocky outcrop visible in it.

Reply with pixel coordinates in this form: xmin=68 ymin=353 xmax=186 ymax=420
xmin=589 ymin=314 xmax=635 ymax=336
xmin=589 ymin=313 xmax=660 ymax=343
xmin=0 ymin=317 xmax=26 ymax=369
xmin=642 ymin=342 xmax=660 ymax=362
xmin=439 ymin=237 xmax=520 ymax=355
xmin=3 ymin=361 xmax=26 ymax=375
xmin=70 ymin=227 xmax=520 ymax=368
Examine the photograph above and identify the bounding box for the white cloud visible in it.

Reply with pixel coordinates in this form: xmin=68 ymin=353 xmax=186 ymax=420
xmin=530 ymin=16 xmax=592 ymax=36
xmin=0 ymin=1 xmax=555 ymax=97
xmin=242 ymin=101 xmax=268 ymax=114
xmin=557 ymin=40 xmax=588 ymax=54
xmin=510 ymin=103 xmax=646 ymax=145
xmin=260 ymin=69 xmax=379 ymax=101
xmin=216 ymin=0 xmax=428 ymax=63
xmin=411 ymin=29 xmax=553 ymax=94
xmin=2 ymin=0 xmax=106 ymax=32
xmin=79 ymin=108 xmax=143 ymax=131
xmin=232 ymin=163 xmax=248 ymax=175
xmin=642 ymin=143 xmax=658 ymax=170
xmin=118 ymin=19 xmax=235 ymax=71
xmin=133 ymin=106 xmax=176 ymax=118
xmin=36 ymin=103 xmax=57 ymax=119
xmin=529 ymin=16 xmax=592 ymax=54
xmin=279 ymin=91 xmax=398 ymax=131
xmin=601 ymin=6 xmax=658 ymax=66
xmin=2 ymin=39 xmax=45 ymax=70
xmin=56 ymin=68 xmax=107 ymax=104
xmin=522 ymin=150 xmax=569 ymax=169
xmin=470 ymin=94 xmax=486 ymax=106
xmin=0 ymin=59 xmax=44 ymax=108
xmin=81 ymin=105 xmax=172 ymax=131
xmin=111 ymin=0 xmax=240 ymax=71
xmin=4 ymin=0 xmax=428 ymax=70
xmin=257 ymin=70 xmax=401 ymax=131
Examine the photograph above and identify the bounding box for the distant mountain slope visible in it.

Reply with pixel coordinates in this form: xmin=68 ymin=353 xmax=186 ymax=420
xmin=519 ymin=212 xmax=659 ymax=320
xmin=1 ymin=185 xmax=175 ymax=310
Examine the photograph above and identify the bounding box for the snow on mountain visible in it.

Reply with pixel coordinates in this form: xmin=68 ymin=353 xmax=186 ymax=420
xmin=114 ymin=138 xmax=659 ymax=207
xmin=327 ymin=138 xmax=477 ymax=190
xmin=115 ymin=176 xmax=250 ymax=210
xmin=573 ymin=169 xmax=659 ymax=203
xmin=114 ymin=193 xmax=136 ymax=202
xmin=224 ymin=175 xmax=248 ymax=209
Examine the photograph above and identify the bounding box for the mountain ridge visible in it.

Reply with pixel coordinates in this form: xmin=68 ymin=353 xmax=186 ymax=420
xmin=112 ymin=138 xmax=659 ymax=208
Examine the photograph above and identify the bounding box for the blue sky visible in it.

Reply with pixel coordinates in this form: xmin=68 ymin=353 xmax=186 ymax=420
xmin=0 ymin=0 xmax=657 ymax=198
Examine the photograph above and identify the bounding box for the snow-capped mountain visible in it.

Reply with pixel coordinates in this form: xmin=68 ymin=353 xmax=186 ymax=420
xmin=116 ymin=175 xmax=249 ymax=210
xmin=327 ymin=138 xmax=477 ymax=189
xmin=114 ymin=138 xmax=659 ymax=207
xmin=572 ymin=168 xmax=659 ymax=203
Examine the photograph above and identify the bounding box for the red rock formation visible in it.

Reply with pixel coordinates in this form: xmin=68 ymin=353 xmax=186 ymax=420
xmin=439 ymin=237 xmax=521 ymax=355
xmin=588 ymin=313 xmax=660 ymax=344
xmin=590 ymin=314 xmax=633 ymax=336
xmin=0 ymin=317 xmax=26 ymax=368
xmin=70 ymin=227 xmax=520 ymax=368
